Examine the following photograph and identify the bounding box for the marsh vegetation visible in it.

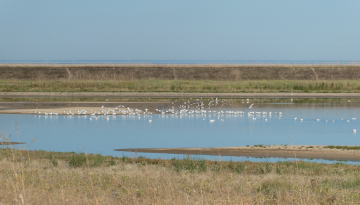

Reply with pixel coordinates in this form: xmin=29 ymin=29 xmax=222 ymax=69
xmin=1 ymin=148 xmax=360 ymax=204
xmin=2 ymin=79 xmax=360 ymax=93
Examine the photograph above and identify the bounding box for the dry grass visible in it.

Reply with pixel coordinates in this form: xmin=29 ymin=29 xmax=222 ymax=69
xmin=2 ymin=64 xmax=360 ymax=82
xmin=2 ymin=63 xmax=360 ymax=67
xmin=2 ymin=79 xmax=360 ymax=93
xmin=1 ymin=148 xmax=360 ymax=204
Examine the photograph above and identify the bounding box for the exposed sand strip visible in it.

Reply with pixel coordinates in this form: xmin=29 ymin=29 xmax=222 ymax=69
xmin=0 ymin=107 xmax=126 ymax=115
xmin=0 ymin=101 xmax=172 ymax=114
xmin=0 ymin=142 xmax=25 ymax=145
xmin=2 ymin=92 xmax=360 ymax=98
xmin=115 ymin=146 xmax=360 ymax=161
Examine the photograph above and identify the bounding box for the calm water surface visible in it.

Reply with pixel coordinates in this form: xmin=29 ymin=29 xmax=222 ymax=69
xmin=1 ymin=100 xmax=360 ymax=163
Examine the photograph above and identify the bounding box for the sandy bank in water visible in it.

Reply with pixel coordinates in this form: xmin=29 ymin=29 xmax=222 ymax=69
xmin=115 ymin=145 xmax=360 ymax=161
xmin=0 ymin=101 xmax=171 ymax=114
xmin=0 ymin=107 xmax=127 ymax=115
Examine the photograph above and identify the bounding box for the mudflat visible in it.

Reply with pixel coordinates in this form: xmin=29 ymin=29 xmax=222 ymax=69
xmin=115 ymin=145 xmax=360 ymax=161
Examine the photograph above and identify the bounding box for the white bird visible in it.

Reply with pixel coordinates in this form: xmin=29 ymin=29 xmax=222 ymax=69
xmin=248 ymin=104 xmax=254 ymax=109
xmin=209 ymin=119 xmax=215 ymax=122
xmin=148 ymin=119 xmax=152 ymax=122
xmin=316 ymin=119 xmax=320 ymax=121
xmin=353 ymin=129 xmax=356 ymax=133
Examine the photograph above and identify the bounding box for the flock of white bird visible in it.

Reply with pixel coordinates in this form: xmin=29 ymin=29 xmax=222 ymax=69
xmin=34 ymin=97 xmax=357 ymax=133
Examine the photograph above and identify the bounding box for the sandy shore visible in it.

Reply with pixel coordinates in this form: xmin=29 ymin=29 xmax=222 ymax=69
xmin=2 ymin=92 xmax=360 ymax=98
xmin=0 ymin=106 xmax=126 ymax=115
xmin=115 ymin=145 xmax=360 ymax=161
xmin=0 ymin=101 xmax=172 ymax=114
xmin=0 ymin=142 xmax=25 ymax=145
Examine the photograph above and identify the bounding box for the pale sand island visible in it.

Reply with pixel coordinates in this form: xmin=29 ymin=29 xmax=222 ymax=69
xmin=115 ymin=145 xmax=360 ymax=161
xmin=0 ymin=101 xmax=167 ymax=115
xmin=0 ymin=106 xmax=126 ymax=115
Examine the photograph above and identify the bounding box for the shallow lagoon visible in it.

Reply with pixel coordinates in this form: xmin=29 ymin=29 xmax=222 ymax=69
xmin=1 ymin=99 xmax=360 ymax=163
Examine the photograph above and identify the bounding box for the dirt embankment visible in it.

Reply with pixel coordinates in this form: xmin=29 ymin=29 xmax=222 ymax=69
xmin=1 ymin=64 xmax=360 ymax=81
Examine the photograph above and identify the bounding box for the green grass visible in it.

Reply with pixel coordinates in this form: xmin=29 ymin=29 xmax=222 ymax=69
xmin=1 ymin=149 xmax=359 ymax=175
xmin=2 ymin=79 xmax=360 ymax=93
xmin=324 ymin=146 xmax=360 ymax=150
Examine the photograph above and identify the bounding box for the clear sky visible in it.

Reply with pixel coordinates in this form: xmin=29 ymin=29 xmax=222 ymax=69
xmin=0 ymin=0 xmax=359 ymax=61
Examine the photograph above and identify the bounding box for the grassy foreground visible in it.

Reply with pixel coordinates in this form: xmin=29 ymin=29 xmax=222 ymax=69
xmin=1 ymin=149 xmax=360 ymax=204
xmin=2 ymin=80 xmax=360 ymax=93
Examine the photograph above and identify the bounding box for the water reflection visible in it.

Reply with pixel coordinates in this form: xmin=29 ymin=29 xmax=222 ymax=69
xmin=1 ymin=99 xmax=360 ymax=164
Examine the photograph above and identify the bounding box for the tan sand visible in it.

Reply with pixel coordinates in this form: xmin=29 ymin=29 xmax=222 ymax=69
xmin=115 ymin=145 xmax=360 ymax=161
xmin=0 ymin=106 xmax=127 ymax=115
xmin=0 ymin=100 xmax=170 ymax=114
xmin=0 ymin=142 xmax=25 ymax=145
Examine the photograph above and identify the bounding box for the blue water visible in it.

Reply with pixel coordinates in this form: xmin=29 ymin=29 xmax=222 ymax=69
xmin=1 ymin=60 xmax=360 ymax=65
xmin=1 ymin=101 xmax=360 ymax=164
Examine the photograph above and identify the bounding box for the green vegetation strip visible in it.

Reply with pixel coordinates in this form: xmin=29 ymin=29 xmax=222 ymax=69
xmin=324 ymin=146 xmax=360 ymax=150
xmin=0 ymin=149 xmax=357 ymax=174
xmin=2 ymin=80 xmax=360 ymax=93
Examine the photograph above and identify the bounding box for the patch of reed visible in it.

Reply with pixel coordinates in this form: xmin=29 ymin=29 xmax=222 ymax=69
xmin=1 ymin=79 xmax=360 ymax=93
xmin=2 ymin=146 xmax=360 ymax=204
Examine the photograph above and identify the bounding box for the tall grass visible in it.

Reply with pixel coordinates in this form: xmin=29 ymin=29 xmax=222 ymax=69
xmin=1 ymin=79 xmax=360 ymax=93
xmin=2 ymin=148 xmax=360 ymax=204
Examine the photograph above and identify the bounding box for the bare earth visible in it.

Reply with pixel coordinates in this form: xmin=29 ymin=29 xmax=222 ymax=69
xmin=115 ymin=146 xmax=360 ymax=161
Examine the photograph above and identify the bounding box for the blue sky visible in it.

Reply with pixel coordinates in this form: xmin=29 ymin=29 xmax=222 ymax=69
xmin=0 ymin=0 xmax=359 ymax=61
